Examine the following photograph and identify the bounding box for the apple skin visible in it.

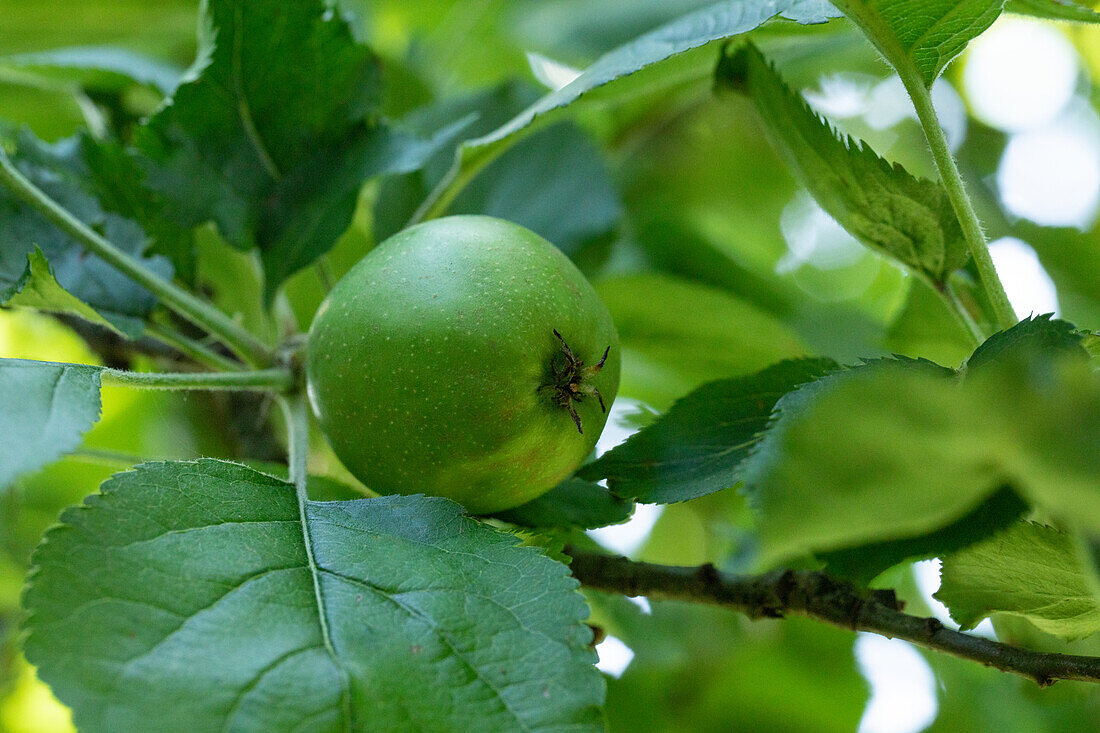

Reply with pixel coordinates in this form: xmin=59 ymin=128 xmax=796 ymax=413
xmin=306 ymin=215 xmax=620 ymax=513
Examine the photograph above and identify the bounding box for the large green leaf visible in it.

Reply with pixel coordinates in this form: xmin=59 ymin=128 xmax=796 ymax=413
xmin=24 ymin=460 xmax=605 ymax=732
xmin=0 ymin=131 xmax=171 ymax=337
xmin=0 ymin=359 xmax=102 ymax=490
xmin=831 ymin=0 xmax=1004 ymax=86
xmin=937 ymin=522 xmax=1100 ymax=640
xmin=132 ymin=0 xmax=451 ymax=298
xmin=742 ymin=317 xmax=1100 ymax=563
xmin=418 ymin=0 xmax=840 ymax=220
xmin=578 ymin=358 xmax=837 ymax=504
xmin=596 ymin=273 xmax=811 ymax=408
xmin=716 ymin=44 xmax=969 ymax=285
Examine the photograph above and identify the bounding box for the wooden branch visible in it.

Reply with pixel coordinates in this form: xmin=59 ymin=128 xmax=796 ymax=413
xmin=566 ymin=550 xmax=1100 ymax=687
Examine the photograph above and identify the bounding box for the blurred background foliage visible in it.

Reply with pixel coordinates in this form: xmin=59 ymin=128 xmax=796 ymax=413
xmin=3 ymin=1 xmax=1100 ymax=731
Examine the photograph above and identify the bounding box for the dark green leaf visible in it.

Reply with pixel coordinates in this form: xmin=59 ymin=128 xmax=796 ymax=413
xmin=493 ymin=477 xmax=635 ymax=530
xmin=831 ymin=0 xmax=1004 ymax=86
xmin=1008 ymin=0 xmax=1100 ymax=22
xmin=0 ymin=131 xmax=171 ymax=337
xmin=132 ymin=0 xmax=453 ymax=297
xmin=24 ymin=460 xmax=605 ymax=732
xmin=447 ymin=122 xmax=622 ymax=257
xmin=937 ymin=522 xmax=1100 ymax=639
xmin=256 ymin=123 xmax=462 ymax=297
xmin=716 ymin=44 xmax=969 ymax=284
xmin=579 ymin=358 xmax=837 ymax=504
xmin=0 ymin=359 xmax=102 ymax=489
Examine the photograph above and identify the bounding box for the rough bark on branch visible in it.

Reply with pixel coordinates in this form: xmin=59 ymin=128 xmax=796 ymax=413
xmin=567 ymin=549 xmax=1100 ymax=687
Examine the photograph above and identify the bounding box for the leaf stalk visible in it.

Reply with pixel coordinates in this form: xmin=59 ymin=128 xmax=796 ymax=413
xmin=101 ymin=366 xmax=292 ymax=391
xmin=0 ymin=149 xmax=276 ymax=367
xmin=901 ymin=76 xmax=1017 ymax=332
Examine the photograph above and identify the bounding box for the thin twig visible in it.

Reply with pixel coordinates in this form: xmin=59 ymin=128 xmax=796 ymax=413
xmin=566 ymin=550 xmax=1100 ymax=687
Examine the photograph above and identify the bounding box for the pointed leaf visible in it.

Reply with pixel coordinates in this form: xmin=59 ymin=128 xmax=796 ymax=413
xmin=831 ymin=0 xmax=1005 ymax=86
xmin=936 ymin=522 xmax=1100 ymax=639
xmin=5 ymin=247 xmax=127 ymax=336
xmin=0 ymin=359 xmax=102 ymax=489
xmin=133 ymin=0 xmax=453 ymax=297
xmin=578 ymin=358 xmax=837 ymax=504
xmin=963 ymin=312 xmax=1083 ymax=373
xmin=24 ymin=460 xmax=605 ymax=732
xmin=716 ymin=44 xmax=969 ymax=284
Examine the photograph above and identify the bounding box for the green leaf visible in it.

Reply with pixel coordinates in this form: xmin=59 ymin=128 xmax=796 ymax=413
xmin=0 ymin=359 xmax=102 ymax=489
xmin=936 ymin=522 xmax=1100 ymax=639
xmin=963 ymin=312 xmax=1083 ymax=373
xmin=420 ymin=0 xmax=839 ymax=219
xmin=0 ymin=130 xmax=171 ymax=337
xmin=716 ymin=43 xmax=969 ymax=285
xmin=132 ymin=0 xmax=453 ymax=298
xmin=0 ymin=46 xmax=181 ymax=94
xmin=493 ymin=477 xmax=635 ymax=530
xmin=820 ymin=485 xmax=1029 ymax=584
xmin=742 ymin=357 xmax=979 ymax=562
xmin=743 ymin=317 xmax=1100 ymax=564
xmin=373 ymin=82 xmax=542 ymax=243
xmin=446 ymin=122 xmax=623 ymax=257
xmin=378 ymin=84 xmax=620 ymax=257
xmin=596 ymin=273 xmax=811 ymax=408
xmin=1008 ymin=0 xmax=1100 ymax=22
xmin=578 ymin=358 xmax=837 ymax=504
xmin=831 ymin=0 xmax=1004 ymax=86
xmin=24 ymin=460 xmax=605 ymax=732
xmin=5 ymin=246 xmax=127 ymax=336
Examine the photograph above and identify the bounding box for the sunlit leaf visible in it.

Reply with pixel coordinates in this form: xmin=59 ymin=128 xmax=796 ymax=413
xmin=717 ymin=44 xmax=969 ymax=285
xmin=937 ymin=522 xmax=1100 ymax=639
xmin=831 ymin=0 xmax=1004 ymax=86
